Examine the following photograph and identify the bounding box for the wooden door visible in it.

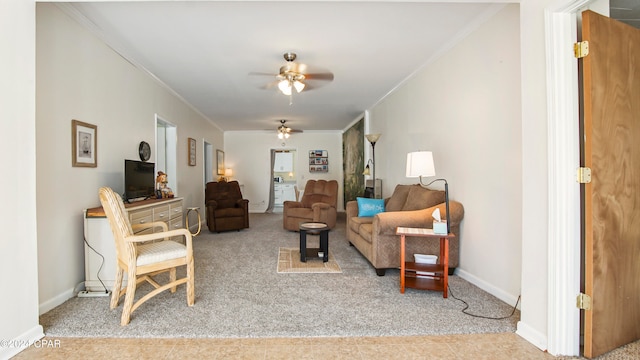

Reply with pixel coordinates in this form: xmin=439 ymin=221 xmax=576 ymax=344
xmin=581 ymin=10 xmax=640 ymax=358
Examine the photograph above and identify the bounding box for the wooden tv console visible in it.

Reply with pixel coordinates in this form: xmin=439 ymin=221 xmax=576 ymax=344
xmin=83 ymin=197 xmax=184 ymax=292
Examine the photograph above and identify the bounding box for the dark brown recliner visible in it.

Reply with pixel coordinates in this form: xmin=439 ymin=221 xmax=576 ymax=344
xmin=205 ymin=181 xmax=249 ymax=232
xmin=283 ymin=179 xmax=338 ymax=231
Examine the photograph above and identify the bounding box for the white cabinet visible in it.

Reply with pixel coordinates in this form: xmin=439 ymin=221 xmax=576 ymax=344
xmin=274 ymin=152 xmax=293 ymax=172
xmin=83 ymin=198 xmax=184 ymax=292
xmin=274 ymin=183 xmax=296 ymax=206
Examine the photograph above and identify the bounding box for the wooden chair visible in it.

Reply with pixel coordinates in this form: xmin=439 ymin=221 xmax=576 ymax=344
xmin=98 ymin=187 xmax=195 ymax=325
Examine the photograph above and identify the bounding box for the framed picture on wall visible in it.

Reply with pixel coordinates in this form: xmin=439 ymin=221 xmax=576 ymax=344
xmin=216 ymin=149 xmax=225 ymax=175
xmin=71 ymin=119 xmax=97 ymax=168
xmin=188 ymin=138 xmax=196 ymax=166
xmin=309 ymin=150 xmax=328 ymax=172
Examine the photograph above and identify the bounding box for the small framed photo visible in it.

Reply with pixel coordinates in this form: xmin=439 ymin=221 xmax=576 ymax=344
xmin=216 ymin=149 xmax=225 ymax=175
xmin=188 ymin=137 xmax=196 ymax=166
xmin=72 ymin=120 xmax=97 ymax=168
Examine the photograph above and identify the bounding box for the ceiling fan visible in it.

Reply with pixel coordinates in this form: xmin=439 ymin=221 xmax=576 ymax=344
xmin=252 ymin=52 xmax=334 ymax=103
xmin=276 ymin=120 xmax=303 ymax=139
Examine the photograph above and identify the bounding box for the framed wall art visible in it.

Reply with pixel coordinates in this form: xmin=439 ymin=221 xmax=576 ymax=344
xmin=309 ymin=150 xmax=328 ymax=172
xmin=188 ymin=137 xmax=196 ymax=166
xmin=216 ymin=149 xmax=225 ymax=175
xmin=71 ymin=119 xmax=97 ymax=168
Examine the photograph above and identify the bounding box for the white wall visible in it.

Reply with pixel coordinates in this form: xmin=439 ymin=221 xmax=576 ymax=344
xmin=0 ymin=1 xmax=44 ymax=359
xmin=369 ymin=4 xmax=522 ymax=304
xmin=224 ymin=131 xmax=344 ymax=212
xmin=35 ymin=3 xmax=224 ymax=313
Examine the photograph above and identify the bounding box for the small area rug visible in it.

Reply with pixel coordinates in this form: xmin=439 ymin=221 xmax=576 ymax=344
xmin=277 ymin=247 xmax=341 ymax=273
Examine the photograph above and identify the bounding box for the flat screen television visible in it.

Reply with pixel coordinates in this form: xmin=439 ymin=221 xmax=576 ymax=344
xmin=124 ymin=159 xmax=156 ymax=202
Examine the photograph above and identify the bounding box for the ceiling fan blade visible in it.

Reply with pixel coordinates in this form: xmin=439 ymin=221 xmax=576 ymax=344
xmin=288 ymin=129 xmax=303 ymax=133
xmin=258 ymin=80 xmax=279 ymax=90
xmin=249 ymin=71 xmax=277 ymax=76
xmin=305 ymin=72 xmax=334 ymax=81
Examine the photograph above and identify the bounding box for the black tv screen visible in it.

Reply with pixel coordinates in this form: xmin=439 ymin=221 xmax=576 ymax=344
xmin=124 ymin=159 xmax=155 ymax=201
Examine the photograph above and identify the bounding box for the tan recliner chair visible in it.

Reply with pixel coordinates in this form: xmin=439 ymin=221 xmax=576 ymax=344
xmin=283 ymin=179 xmax=338 ymax=231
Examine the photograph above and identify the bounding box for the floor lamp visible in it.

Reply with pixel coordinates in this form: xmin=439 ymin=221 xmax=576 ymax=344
xmin=405 ymin=151 xmax=450 ymax=234
xmin=365 ymin=134 xmax=381 ymax=198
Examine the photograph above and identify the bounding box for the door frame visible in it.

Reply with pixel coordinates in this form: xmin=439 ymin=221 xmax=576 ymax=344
xmin=545 ymin=0 xmax=599 ymax=356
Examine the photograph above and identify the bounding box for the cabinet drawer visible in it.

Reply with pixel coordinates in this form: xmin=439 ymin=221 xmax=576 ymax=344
xmin=153 ymin=205 xmax=170 ymax=221
xmin=129 ymin=209 xmax=152 ymax=225
xmin=168 ymin=217 xmax=185 ymax=244
xmin=169 ymin=217 xmax=183 ymax=231
xmin=169 ymin=204 xmax=183 ymax=220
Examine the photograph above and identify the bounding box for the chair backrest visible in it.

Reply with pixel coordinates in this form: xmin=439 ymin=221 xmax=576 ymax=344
xmin=205 ymin=181 xmax=243 ymax=209
xmin=99 ymin=187 xmax=135 ymax=264
xmin=301 ymin=180 xmax=338 ymax=208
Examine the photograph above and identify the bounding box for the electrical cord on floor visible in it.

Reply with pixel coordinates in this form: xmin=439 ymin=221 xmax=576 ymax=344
xmin=83 ymin=235 xmax=109 ymax=294
xmin=448 ymin=285 xmax=521 ymax=320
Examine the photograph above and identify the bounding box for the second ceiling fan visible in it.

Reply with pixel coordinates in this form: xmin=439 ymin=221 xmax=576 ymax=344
xmin=277 ymin=120 xmax=302 ymax=139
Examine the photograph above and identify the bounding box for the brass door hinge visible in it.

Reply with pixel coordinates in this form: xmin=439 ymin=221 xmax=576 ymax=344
xmin=574 ymin=41 xmax=589 ymax=58
xmin=577 ymin=293 xmax=592 ymax=310
xmin=577 ymin=167 xmax=592 ymax=183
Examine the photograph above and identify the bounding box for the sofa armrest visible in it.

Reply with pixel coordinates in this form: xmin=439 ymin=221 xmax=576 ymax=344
xmin=423 ymin=200 xmax=464 ymax=227
xmin=346 ymin=200 xmax=358 ymax=218
xmin=373 ymin=209 xmax=433 ymax=235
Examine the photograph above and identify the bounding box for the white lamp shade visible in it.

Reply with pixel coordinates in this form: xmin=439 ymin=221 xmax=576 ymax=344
xmin=278 ymin=80 xmax=292 ymax=95
xmin=224 ymin=168 xmax=233 ymax=177
xmin=293 ymin=80 xmax=305 ymax=93
xmin=406 ymin=151 xmax=436 ymax=178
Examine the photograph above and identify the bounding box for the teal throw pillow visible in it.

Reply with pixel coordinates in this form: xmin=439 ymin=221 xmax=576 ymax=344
xmin=357 ymin=197 xmax=385 ymax=217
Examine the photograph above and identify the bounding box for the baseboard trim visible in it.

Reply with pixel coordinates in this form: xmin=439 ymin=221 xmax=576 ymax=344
xmin=0 ymin=324 xmax=44 ymax=360
xmin=455 ymin=268 xmax=521 ymax=309
xmin=516 ymin=320 xmax=548 ymax=351
xmin=39 ymin=286 xmax=75 ymax=315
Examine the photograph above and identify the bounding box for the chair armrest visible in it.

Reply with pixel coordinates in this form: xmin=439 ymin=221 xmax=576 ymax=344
xmin=132 ymin=221 xmax=168 ymax=233
xmin=311 ymin=202 xmax=332 ymax=211
xmin=236 ymin=198 xmax=249 ymax=205
xmin=206 ymin=200 xmax=218 ymax=210
xmin=125 ymin=228 xmax=194 ymax=258
xmin=283 ymin=201 xmax=304 ymax=210
xmin=236 ymin=198 xmax=249 ymax=210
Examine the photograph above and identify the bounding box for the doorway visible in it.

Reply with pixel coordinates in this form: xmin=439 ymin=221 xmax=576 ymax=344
xmin=155 ymin=115 xmax=177 ymax=194
xmin=204 ymin=140 xmax=214 ymax=184
xmin=269 ymin=149 xmax=296 ymax=213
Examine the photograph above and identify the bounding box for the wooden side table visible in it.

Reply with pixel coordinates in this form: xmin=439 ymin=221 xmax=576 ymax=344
xmin=396 ymin=227 xmax=454 ymax=298
xmin=299 ymin=222 xmax=330 ymax=262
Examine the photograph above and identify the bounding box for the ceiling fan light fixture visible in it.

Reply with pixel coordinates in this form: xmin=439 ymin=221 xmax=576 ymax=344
xmin=293 ymin=80 xmax=305 ymax=93
xmin=278 ymin=79 xmax=292 ymax=95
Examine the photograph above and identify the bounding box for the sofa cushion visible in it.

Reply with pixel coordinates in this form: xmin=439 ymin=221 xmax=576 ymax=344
xmin=356 ymin=197 xmax=385 ymax=217
xmin=349 ymin=216 xmax=373 ymax=234
xmin=402 ymin=186 xmax=446 ymax=211
xmin=359 ymin=224 xmax=373 ymax=244
xmin=385 ymin=184 xmax=415 ymax=211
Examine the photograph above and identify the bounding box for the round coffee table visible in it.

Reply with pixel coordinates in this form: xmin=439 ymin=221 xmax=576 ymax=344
xmin=299 ymin=222 xmax=330 ymax=263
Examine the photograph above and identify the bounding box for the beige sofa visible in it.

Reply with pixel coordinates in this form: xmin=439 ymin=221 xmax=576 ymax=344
xmin=346 ymin=184 xmax=464 ymax=276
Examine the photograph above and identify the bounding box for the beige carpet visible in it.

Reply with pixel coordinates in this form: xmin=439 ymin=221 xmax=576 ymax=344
xmin=277 ymin=247 xmax=342 ymax=273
